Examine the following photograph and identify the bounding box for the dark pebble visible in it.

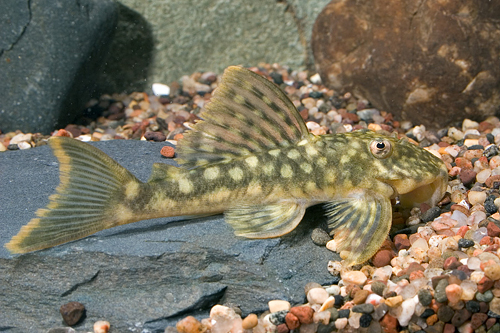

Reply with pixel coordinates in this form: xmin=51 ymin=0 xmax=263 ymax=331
xmin=418 ymin=289 xmax=433 ymax=306
xmin=451 ymin=308 xmax=471 ymax=327
xmin=466 ymin=300 xmax=481 ymax=313
xmin=333 ymin=295 xmax=344 ymax=308
xmin=317 ymin=321 xmax=336 ymax=333
xmin=370 ymin=280 xmax=386 ymax=296
xmin=359 ymin=313 xmax=372 ymax=328
xmin=144 ymin=131 xmax=166 ymax=142
xmin=309 ymin=91 xmax=323 ymax=99
xmin=468 ymin=144 xmax=485 ymax=150
xmin=420 ymin=308 xmax=435 ymax=319
xmin=7 ymin=144 xmax=19 ymax=150
xmin=460 ymin=169 xmax=477 ymax=186
xmin=269 ymin=72 xmax=283 ymax=85
xmin=450 ymin=269 xmax=468 ymax=280
xmin=434 ymin=278 xmax=450 ymax=303
xmin=60 ymin=301 xmax=85 ymax=326
xmin=488 ymin=311 xmax=500 ymax=319
xmin=372 ymin=303 xmax=388 ymax=321
xmin=421 ymin=206 xmax=441 ymax=223
xmin=352 ymin=303 xmax=374 ymax=314
xmin=458 ymin=238 xmax=475 ymax=248
xmin=269 ymin=310 xmax=288 ymax=325
xmin=488 ymin=323 xmax=500 ymax=333
xmin=485 ymin=196 xmax=498 ymax=214
xmin=485 ymin=144 xmax=500 ymax=158
xmin=338 ymin=309 xmax=350 ymax=318
xmin=311 ymin=228 xmax=331 ymax=246
xmin=326 ymin=308 xmax=338 ymax=322
xmin=487 ymin=133 xmax=495 ymax=145
xmin=437 ymin=305 xmax=454 ymax=323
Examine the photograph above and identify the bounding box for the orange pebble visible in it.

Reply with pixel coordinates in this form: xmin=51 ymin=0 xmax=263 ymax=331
xmin=173 ymin=133 xmax=184 ymax=141
xmin=160 ymin=146 xmax=175 ymax=158
xmin=53 ymin=129 xmax=72 ymax=137
xmin=93 ymin=321 xmax=110 ymax=333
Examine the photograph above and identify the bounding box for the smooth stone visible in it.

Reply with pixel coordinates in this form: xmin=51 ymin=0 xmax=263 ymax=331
xmin=268 ymin=300 xmax=291 ymax=313
xmin=307 ymin=287 xmax=330 ymax=305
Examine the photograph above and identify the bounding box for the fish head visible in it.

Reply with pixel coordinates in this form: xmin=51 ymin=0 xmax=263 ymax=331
xmin=335 ymin=130 xmax=448 ymax=207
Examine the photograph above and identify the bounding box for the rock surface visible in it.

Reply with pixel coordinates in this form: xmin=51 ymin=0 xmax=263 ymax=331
xmin=0 ymin=140 xmax=336 ymax=332
xmin=312 ymin=0 xmax=500 ymax=129
xmin=0 ymin=0 xmax=118 ymax=134
xmin=107 ymin=0 xmax=330 ymax=87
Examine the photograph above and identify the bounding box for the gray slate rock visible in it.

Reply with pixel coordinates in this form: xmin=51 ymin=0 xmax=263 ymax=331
xmin=0 ymin=140 xmax=337 ymax=332
xmin=0 ymin=0 xmax=118 ymax=134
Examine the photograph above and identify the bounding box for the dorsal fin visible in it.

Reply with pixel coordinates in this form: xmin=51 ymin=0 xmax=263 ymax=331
xmin=175 ymin=66 xmax=310 ymax=168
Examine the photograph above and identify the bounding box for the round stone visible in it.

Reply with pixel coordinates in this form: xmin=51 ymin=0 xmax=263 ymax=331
xmin=307 ymin=287 xmax=330 ymax=305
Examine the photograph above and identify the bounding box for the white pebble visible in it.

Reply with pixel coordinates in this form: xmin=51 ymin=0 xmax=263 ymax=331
xmin=17 ymin=141 xmax=31 ymax=149
xmin=325 ymin=285 xmax=340 ymax=295
xmin=411 ymin=238 xmax=429 ymax=251
xmin=348 ymin=312 xmax=362 ymax=329
xmin=10 ymin=133 xmax=32 ymax=145
xmin=467 ymin=257 xmax=482 ymax=270
xmin=307 ymin=287 xmax=329 ymax=305
xmin=448 ymin=127 xmax=465 ymax=141
xmin=335 ymin=318 xmax=348 ymax=330
xmin=450 ymin=210 xmax=468 ymax=226
xmin=152 ymin=83 xmax=170 ymax=96
xmin=93 ymin=321 xmax=110 ymax=333
xmin=397 ymin=297 xmax=417 ymax=326
xmin=366 ymin=293 xmax=383 ymax=305
xmin=470 ymin=271 xmax=485 ymax=283
xmin=462 ymin=119 xmax=479 ymax=131
xmin=372 ymin=266 xmax=392 ymax=282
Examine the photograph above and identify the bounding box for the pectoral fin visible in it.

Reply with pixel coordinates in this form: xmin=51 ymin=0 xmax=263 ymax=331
xmin=326 ymin=192 xmax=392 ymax=266
xmin=225 ymin=202 xmax=306 ymax=238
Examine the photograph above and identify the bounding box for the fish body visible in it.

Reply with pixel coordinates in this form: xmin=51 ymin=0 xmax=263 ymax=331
xmin=6 ymin=66 xmax=448 ymax=265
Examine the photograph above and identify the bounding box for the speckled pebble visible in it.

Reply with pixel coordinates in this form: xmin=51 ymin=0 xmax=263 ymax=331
xmin=268 ymin=310 xmax=288 ymax=325
xmin=311 ymin=228 xmax=331 ymax=246
xmin=352 ymin=303 xmax=374 ymax=314
xmin=458 ymin=238 xmax=475 ymax=248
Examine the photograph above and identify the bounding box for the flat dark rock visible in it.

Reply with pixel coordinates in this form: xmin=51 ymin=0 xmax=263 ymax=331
xmin=0 ymin=140 xmax=336 ymax=332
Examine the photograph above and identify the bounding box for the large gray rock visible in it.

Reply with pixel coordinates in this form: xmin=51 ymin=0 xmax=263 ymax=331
xmin=312 ymin=0 xmax=500 ymax=129
xmin=102 ymin=0 xmax=330 ymax=91
xmin=0 ymin=140 xmax=337 ymax=332
xmin=0 ymin=0 xmax=118 ymax=134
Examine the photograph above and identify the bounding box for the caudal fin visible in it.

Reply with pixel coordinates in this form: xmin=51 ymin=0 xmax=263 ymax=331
xmin=6 ymin=137 xmax=141 ymax=254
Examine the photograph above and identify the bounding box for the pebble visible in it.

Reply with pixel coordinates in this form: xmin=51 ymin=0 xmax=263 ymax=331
xmin=352 ymin=303 xmax=374 ymax=314
xmin=341 ymin=270 xmax=367 ymax=286
xmin=476 ymin=290 xmax=494 ymax=303
xmin=46 ymin=328 xmax=76 ymax=333
xmin=268 ymin=301 xmax=290 ymax=315
xmin=59 ymin=301 xmax=85 ymax=326
xmin=285 ymin=312 xmax=300 ymax=330
xmin=289 ymin=306 xmax=314 ymax=324
xmin=418 ymin=288 xmax=433 ymax=306
xmin=307 ymin=287 xmax=329 ymax=305
xmin=160 ymin=146 xmax=175 ymax=157
xmin=242 ymin=314 xmax=258 ymax=330
xmin=93 ymin=321 xmax=110 ymax=333
xmin=310 ymin=228 xmax=331 ymax=246
xmin=268 ymin=310 xmax=288 ymax=325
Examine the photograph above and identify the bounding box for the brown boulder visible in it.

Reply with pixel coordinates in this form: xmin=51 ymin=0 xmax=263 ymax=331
xmin=312 ymin=0 xmax=500 ymax=129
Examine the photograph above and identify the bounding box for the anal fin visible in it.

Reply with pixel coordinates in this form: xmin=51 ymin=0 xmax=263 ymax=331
xmin=325 ymin=192 xmax=392 ymax=266
xmin=225 ymin=202 xmax=306 ymax=238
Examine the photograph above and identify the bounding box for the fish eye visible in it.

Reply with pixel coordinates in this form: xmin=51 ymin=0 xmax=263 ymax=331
xmin=370 ymin=139 xmax=392 ymax=159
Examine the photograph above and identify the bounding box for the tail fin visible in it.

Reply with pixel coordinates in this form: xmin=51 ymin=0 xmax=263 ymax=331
xmin=6 ymin=137 xmax=142 ymax=254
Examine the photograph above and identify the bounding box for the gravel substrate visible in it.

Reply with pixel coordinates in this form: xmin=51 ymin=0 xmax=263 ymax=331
xmin=4 ymin=63 xmax=500 ymax=333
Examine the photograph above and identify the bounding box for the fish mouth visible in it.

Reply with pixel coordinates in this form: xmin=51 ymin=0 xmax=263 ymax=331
xmin=387 ymin=168 xmax=448 ymax=208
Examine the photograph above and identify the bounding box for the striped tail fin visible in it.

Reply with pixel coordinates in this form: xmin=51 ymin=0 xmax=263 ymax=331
xmin=5 ymin=137 xmax=141 ymax=254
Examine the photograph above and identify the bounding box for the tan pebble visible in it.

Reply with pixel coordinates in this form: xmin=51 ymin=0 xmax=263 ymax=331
xmin=490 ymin=156 xmax=500 ymax=169
xmin=93 ymin=320 xmax=110 ymax=333
xmin=17 ymin=141 xmax=31 ymax=150
xmin=307 ymin=287 xmax=329 ymax=305
xmin=319 ymin=296 xmax=336 ymax=312
xmin=176 ymin=316 xmax=202 ymax=333
xmin=0 ymin=142 xmax=6 ymax=152
xmin=341 ymin=271 xmax=367 ymax=286
xmin=385 ymin=295 xmax=403 ymax=307
xmin=268 ymin=300 xmax=291 ymax=312
xmin=484 ymin=264 xmax=500 ymax=281
xmin=468 ymin=191 xmax=487 ymax=206
xmin=242 ymin=313 xmax=258 ymax=330
xmin=490 ymin=297 xmax=500 ymax=316
xmin=477 ymin=169 xmax=492 ymax=183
